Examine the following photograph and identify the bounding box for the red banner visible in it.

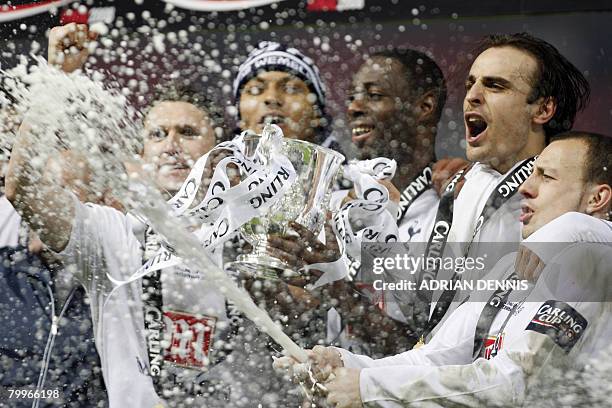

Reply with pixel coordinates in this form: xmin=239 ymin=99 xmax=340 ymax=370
xmin=307 ymin=0 xmax=365 ymax=12
xmin=59 ymin=7 xmax=115 ymax=25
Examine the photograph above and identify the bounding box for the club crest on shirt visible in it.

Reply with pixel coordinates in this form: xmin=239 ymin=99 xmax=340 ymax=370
xmin=484 ymin=333 xmax=504 ymax=359
xmin=163 ymin=310 xmax=217 ymax=370
xmin=502 ymin=301 xmax=524 ymax=316
xmin=406 ymin=220 xmax=422 ymax=241
xmin=525 ymin=300 xmax=587 ymax=353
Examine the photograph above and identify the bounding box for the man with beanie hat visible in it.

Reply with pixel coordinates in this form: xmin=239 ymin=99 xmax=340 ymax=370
xmin=233 ymin=41 xmax=342 ymax=151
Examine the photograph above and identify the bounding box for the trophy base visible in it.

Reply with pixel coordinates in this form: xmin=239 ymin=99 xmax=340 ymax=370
xmin=225 ymin=253 xmax=300 ymax=281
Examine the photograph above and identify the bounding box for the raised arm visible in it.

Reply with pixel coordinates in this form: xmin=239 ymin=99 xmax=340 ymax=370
xmin=5 ymin=123 xmax=74 ymax=252
xmin=5 ymin=24 xmax=97 ymax=252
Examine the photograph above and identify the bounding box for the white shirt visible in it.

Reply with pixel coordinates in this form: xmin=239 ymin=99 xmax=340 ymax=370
xmin=338 ymin=213 xmax=612 ymax=407
xmin=58 ymin=198 xmax=236 ymax=407
xmin=0 ymin=195 xmax=23 ymax=247
xmin=450 ymin=161 xmax=524 ymax=244
xmin=427 ymin=161 xmax=526 ymax=333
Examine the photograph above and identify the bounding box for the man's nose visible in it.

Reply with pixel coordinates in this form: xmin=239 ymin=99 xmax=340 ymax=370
xmin=518 ymin=174 xmax=537 ymax=198
xmin=263 ymin=86 xmax=283 ymax=107
xmin=465 ymin=81 xmax=484 ymax=108
xmin=347 ymin=93 xmax=366 ymax=119
xmin=161 ymin=129 xmax=181 ymax=154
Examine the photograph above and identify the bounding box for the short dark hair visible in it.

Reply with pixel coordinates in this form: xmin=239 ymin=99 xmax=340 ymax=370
xmin=478 ymin=33 xmax=590 ymax=138
xmin=372 ymin=48 xmax=447 ymax=125
xmin=550 ymin=131 xmax=611 ymax=186
xmin=149 ymin=82 xmax=226 ymax=143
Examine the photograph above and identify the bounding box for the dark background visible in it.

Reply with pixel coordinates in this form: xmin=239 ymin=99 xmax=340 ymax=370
xmin=2 ymin=0 xmax=611 ymax=158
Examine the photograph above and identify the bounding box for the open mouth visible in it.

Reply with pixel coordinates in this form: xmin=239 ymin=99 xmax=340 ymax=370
xmin=519 ymin=204 xmax=534 ymax=224
xmin=351 ymin=125 xmax=374 ymax=142
xmin=159 ymin=162 xmax=189 ymax=175
xmin=260 ymin=115 xmax=286 ymax=126
xmin=465 ymin=114 xmax=488 ymax=143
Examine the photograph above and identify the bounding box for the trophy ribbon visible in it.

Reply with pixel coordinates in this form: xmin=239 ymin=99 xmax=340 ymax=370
xmin=107 ymin=125 xmax=297 ymax=286
xmin=304 ymin=157 xmax=400 ymax=288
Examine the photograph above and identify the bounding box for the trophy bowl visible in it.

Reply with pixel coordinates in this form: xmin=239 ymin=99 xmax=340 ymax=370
xmin=226 ymin=132 xmax=345 ymax=279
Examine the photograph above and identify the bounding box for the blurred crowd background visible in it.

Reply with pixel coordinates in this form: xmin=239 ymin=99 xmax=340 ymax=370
xmin=2 ymin=0 xmax=611 ymax=160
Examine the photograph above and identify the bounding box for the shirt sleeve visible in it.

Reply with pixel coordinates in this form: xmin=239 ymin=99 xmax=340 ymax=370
xmin=337 ymin=302 xmax=482 ymax=370
xmin=57 ymin=194 xmax=141 ymax=289
xmin=356 ymin=242 xmax=612 ymax=407
xmin=357 ymin=334 xmax=542 ymax=407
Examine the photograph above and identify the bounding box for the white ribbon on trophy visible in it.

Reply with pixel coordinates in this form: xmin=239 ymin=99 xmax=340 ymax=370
xmin=107 ymin=125 xmax=297 ymax=286
xmin=304 ymin=158 xmax=400 ymax=289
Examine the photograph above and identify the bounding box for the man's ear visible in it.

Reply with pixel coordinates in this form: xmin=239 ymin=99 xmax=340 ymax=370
xmin=585 ymin=183 xmax=612 ymax=218
xmin=532 ymin=96 xmax=557 ymax=125
xmin=416 ymin=91 xmax=436 ymax=125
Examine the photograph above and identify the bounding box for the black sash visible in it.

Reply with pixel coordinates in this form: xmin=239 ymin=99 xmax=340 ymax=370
xmin=471 ymin=273 xmax=518 ymax=360
xmin=419 ymin=157 xmax=536 ymax=337
xmin=141 ymin=227 xmax=167 ymax=394
xmin=140 ymin=227 xmax=238 ymax=400
xmin=415 ymin=167 xmax=468 ymax=296
xmin=396 ymin=164 xmax=433 ymax=223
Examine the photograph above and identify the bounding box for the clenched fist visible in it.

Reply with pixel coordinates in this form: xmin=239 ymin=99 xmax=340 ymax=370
xmin=48 ymin=23 xmax=98 ymax=73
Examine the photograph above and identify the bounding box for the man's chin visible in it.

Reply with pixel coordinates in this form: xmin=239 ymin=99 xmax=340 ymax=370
xmin=253 ymin=123 xmax=298 ymax=140
xmin=157 ymin=178 xmax=186 ymax=196
xmin=465 ymin=145 xmax=485 ymax=163
xmin=356 ymin=149 xmax=373 ymax=161
xmin=521 ymin=229 xmax=530 ymax=240
xmin=521 ymin=223 xmax=537 ymax=240
xmin=355 ymin=139 xmax=387 ymax=160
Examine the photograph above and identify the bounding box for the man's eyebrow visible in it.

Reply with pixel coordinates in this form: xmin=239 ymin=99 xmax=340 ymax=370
xmin=481 ymin=76 xmax=512 ymax=87
xmin=535 ymin=164 xmax=558 ymax=175
xmin=247 ymin=77 xmax=265 ymax=85
xmin=280 ymin=75 xmax=308 ymax=87
xmin=350 ymin=81 xmax=381 ymax=91
xmin=465 ymin=74 xmax=512 ymax=85
xmin=146 ymin=122 xmax=166 ymax=129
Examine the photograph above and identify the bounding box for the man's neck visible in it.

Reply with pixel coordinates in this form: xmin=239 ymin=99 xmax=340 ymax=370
xmin=490 ymin=135 xmax=546 ymax=174
xmin=492 ymin=156 xmax=527 ymax=174
xmin=392 ymin=148 xmax=435 ymax=191
xmin=492 ymin=154 xmax=534 ymax=174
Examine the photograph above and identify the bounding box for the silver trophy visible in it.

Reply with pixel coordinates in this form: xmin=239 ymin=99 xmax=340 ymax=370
xmin=227 ymin=125 xmax=344 ymax=279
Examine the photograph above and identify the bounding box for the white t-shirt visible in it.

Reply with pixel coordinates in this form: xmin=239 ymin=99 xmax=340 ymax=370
xmin=59 ymin=198 xmax=239 ymax=407
xmin=0 ymin=195 xmax=23 ymax=247
xmin=339 ymin=214 xmax=612 ymax=407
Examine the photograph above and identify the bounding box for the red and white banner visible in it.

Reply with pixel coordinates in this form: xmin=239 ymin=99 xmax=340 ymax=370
xmin=59 ymin=6 xmax=115 ymax=25
xmin=307 ymin=0 xmax=365 ymax=11
xmin=0 ymin=0 xmax=72 ymax=23
xmin=163 ymin=0 xmax=285 ymax=11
